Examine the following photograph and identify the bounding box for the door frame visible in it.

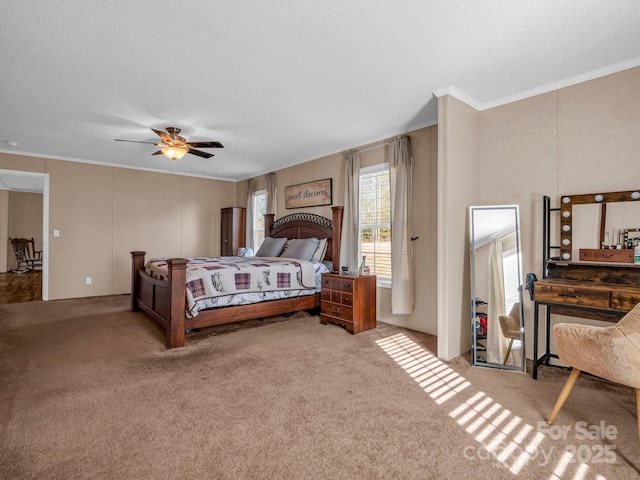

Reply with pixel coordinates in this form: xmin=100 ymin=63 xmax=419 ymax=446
xmin=0 ymin=169 xmax=49 ymax=301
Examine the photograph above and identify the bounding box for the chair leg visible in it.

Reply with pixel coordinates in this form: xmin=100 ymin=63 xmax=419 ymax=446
xmin=548 ymin=368 xmax=581 ymax=424
xmin=636 ymin=388 xmax=640 ymax=446
xmin=502 ymin=339 xmax=514 ymax=365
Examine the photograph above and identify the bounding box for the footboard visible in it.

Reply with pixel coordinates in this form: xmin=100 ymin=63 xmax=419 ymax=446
xmin=131 ymin=251 xmax=188 ymax=348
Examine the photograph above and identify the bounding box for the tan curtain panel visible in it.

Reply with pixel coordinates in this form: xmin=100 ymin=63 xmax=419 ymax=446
xmin=339 ymin=150 xmax=361 ymax=273
xmin=266 ymin=172 xmax=276 ymax=215
xmin=389 ymin=135 xmax=414 ymax=314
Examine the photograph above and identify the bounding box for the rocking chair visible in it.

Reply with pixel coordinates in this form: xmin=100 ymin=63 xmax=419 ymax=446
xmin=9 ymin=237 xmax=42 ymax=273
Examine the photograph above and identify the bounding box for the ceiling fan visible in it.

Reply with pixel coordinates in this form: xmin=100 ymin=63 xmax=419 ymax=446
xmin=114 ymin=127 xmax=223 ymax=160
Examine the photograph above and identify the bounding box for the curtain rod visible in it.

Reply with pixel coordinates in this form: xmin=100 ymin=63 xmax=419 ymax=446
xmin=355 ymin=134 xmax=410 ymax=154
xmin=356 ymin=142 xmax=389 ymax=154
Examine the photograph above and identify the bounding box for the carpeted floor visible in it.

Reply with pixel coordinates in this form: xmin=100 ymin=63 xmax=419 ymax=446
xmin=1 ymin=295 xmax=639 ymax=479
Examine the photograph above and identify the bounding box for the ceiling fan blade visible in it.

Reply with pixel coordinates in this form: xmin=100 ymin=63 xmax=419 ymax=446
xmin=151 ymin=128 xmax=173 ymax=145
xmin=187 ymin=149 xmax=214 ymax=159
xmin=151 ymin=150 xmax=164 ymax=155
xmin=188 ymin=141 xmax=224 ymax=149
xmin=114 ymin=139 xmax=162 ymax=145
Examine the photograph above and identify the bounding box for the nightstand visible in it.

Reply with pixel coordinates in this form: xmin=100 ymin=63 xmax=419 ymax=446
xmin=320 ymin=273 xmax=376 ymax=333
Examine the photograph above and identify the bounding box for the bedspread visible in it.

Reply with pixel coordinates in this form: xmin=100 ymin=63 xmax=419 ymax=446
xmin=145 ymin=256 xmax=319 ymax=317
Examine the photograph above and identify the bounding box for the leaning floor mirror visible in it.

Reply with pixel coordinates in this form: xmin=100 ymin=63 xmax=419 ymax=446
xmin=469 ymin=205 xmax=525 ymax=372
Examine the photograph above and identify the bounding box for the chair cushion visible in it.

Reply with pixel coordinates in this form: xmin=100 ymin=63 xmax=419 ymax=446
xmin=553 ymin=302 xmax=640 ymax=388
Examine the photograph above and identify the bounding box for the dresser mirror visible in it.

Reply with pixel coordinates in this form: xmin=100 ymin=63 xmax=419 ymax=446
xmin=469 ymin=205 xmax=525 ymax=371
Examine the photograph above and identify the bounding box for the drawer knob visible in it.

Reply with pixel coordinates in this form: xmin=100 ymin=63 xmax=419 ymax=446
xmin=331 ymin=306 xmax=341 ymax=314
xmin=559 ymin=293 xmax=580 ymax=298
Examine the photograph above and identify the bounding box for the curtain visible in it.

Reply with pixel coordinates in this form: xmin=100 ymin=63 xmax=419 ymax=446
xmin=339 ymin=150 xmax=361 ymax=273
xmin=389 ymin=135 xmax=414 ymax=314
xmin=486 ymin=240 xmax=508 ymax=364
xmin=266 ymin=172 xmax=276 ymax=215
xmin=245 ymin=178 xmax=256 ymax=250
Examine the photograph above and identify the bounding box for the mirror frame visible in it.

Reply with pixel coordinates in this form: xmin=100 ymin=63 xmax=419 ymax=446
xmin=469 ymin=205 xmax=525 ymax=372
xmin=559 ymin=189 xmax=640 ymax=261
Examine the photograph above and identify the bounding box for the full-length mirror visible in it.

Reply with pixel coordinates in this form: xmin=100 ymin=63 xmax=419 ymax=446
xmin=469 ymin=205 xmax=525 ymax=371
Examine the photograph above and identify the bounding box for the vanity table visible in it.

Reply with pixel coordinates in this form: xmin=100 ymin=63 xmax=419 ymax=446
xmin=532 ymin=191 xmax=640 ymax=379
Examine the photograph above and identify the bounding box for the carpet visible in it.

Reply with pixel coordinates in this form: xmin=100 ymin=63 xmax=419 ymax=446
xmin=1 ymin=295 xmax=639 ymax=479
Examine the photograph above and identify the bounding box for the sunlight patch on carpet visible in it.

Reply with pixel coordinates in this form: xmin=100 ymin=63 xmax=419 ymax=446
xmin=376 ymin=333 xmax=470 ymax=405
xmin=376 ymin=333 xmax=605 ymax=479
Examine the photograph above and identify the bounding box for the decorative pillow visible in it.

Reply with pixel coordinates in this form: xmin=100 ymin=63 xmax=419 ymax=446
xmin=311 ymin=238 xmax=328 ymax=263
xmin=280 ymin=237 xmax=319 ymax=261
xmin=255 ymin=237 xmax=288 ymax=257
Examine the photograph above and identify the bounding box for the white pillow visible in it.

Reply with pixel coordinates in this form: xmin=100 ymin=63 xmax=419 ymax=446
xmin=280 ymin=237 xmax=319 ymax=261
xmin=311 ymin=238 xmax=328 ymax=263
xmin=255 ymin=237 xmax=288 ymax=257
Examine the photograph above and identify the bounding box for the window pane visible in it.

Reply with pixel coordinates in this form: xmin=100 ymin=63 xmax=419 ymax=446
xmin=359 ymin=167 xmax=391 ymax=279
xmin=254 ymin=191 xmax=266 ymax=249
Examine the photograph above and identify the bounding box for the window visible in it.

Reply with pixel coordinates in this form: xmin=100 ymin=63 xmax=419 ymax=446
xmin=359 ymin=164 xmax=391 ymax=280
xmin=253 ymin=190 xmax=267 ymax=250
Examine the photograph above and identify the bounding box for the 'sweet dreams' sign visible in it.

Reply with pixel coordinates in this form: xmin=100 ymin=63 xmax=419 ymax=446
xmin=285 ymin=179 xmax=332 ymax=209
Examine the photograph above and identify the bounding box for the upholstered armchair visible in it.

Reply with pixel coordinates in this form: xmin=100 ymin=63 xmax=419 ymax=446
xmin=547 ymin=303 xmax=640 ymax=443
xmin=498 ymin=303 xmax=521 ymax=365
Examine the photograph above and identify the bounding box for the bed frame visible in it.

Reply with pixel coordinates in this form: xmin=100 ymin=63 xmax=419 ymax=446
xmin=131 ymin=206 xmax=343 ymax=348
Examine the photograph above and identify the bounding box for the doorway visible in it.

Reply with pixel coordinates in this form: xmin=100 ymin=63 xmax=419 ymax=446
xmin=0 ymin=169 xmax=49 ymax=302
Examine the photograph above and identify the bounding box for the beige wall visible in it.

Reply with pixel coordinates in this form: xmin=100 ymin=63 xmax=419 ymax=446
xmin=441 ymin=65 xmax=640 ymax=361
xmin=0 ymin=154 xmax=237 ymax=300
xmin=437 ymin=95 xmax=480 ymax=360
xmin=238 ymin=126 xmax=439 ymax=335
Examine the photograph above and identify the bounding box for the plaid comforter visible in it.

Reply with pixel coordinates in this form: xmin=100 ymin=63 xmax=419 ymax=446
xmin=145 ymin=256 xmax=318 ymax=316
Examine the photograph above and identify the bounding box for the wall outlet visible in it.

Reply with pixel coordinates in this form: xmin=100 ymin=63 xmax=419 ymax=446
xmin=85 ymin=277 xmax=92 ymax=285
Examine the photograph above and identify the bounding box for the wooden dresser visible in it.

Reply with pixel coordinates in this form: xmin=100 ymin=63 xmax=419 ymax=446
xmin=320 ymin=273 xmax=376 ymax=334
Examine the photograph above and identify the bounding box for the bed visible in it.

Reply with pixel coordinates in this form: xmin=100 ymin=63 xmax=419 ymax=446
xmin=130 ymin=206 xmax=343 ymax=348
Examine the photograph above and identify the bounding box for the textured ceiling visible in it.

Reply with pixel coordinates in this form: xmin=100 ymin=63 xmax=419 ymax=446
xmin=1 ymin=0 xmax=640 ymax=182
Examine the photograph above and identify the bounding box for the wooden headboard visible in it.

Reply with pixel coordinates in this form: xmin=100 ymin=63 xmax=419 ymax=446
xmin=264 ymin=206 xmax=343 ymax=272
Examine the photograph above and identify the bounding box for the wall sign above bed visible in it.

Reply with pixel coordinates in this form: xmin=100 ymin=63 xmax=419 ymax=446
xmin=285 ymin=178 xmax=332 ymax=209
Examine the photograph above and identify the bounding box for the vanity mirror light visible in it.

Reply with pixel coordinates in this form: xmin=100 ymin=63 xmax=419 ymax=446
xmin=469 ymin=205 xmax=525 ymax=371
xmin=559 ymin=189 xmax=640 ymax=261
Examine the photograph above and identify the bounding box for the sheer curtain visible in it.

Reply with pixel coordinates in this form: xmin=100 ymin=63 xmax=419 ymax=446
xmin=339 ymin=150 xmax=361 ymax=272
xmin=486 ymin=240 xmax=508 ymax=364
xmin=245 ymin=178 xmax=256 ymax=251
xmin=389 ymin=135 xmax=414 ymax=314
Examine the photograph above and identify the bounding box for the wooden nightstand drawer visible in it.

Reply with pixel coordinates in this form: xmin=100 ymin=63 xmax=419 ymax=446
xmin=320 ymin=290 xmax=331 ymax=302
xmin=321 ymin=302 xmax=353 ymax=322
xmin=330 ymin=276 xmax=353 ymax=292
xmin=534 ymin=283 xmax=610 ymax=309
xmin=341 ymin=292 xmax=353 ymax=306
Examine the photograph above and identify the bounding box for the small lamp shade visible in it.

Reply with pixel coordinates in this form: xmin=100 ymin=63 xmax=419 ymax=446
xmin=161 ymin=147 xmax=188 ymax=160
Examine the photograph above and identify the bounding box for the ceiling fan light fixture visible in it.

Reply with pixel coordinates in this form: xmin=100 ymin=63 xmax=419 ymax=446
xmin=161 ymin=146 xmax=188 ymax=161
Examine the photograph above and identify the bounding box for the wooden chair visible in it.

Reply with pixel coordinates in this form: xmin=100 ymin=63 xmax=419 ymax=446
xmin=9 ymin=237 xmax=42 ymax=273
xmin=547 ymin=302 xmax=640 ymax=444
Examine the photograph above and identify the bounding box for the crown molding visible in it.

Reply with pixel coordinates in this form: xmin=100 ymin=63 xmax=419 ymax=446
xmin=434 ymin=57 xmax=640 ymax=113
